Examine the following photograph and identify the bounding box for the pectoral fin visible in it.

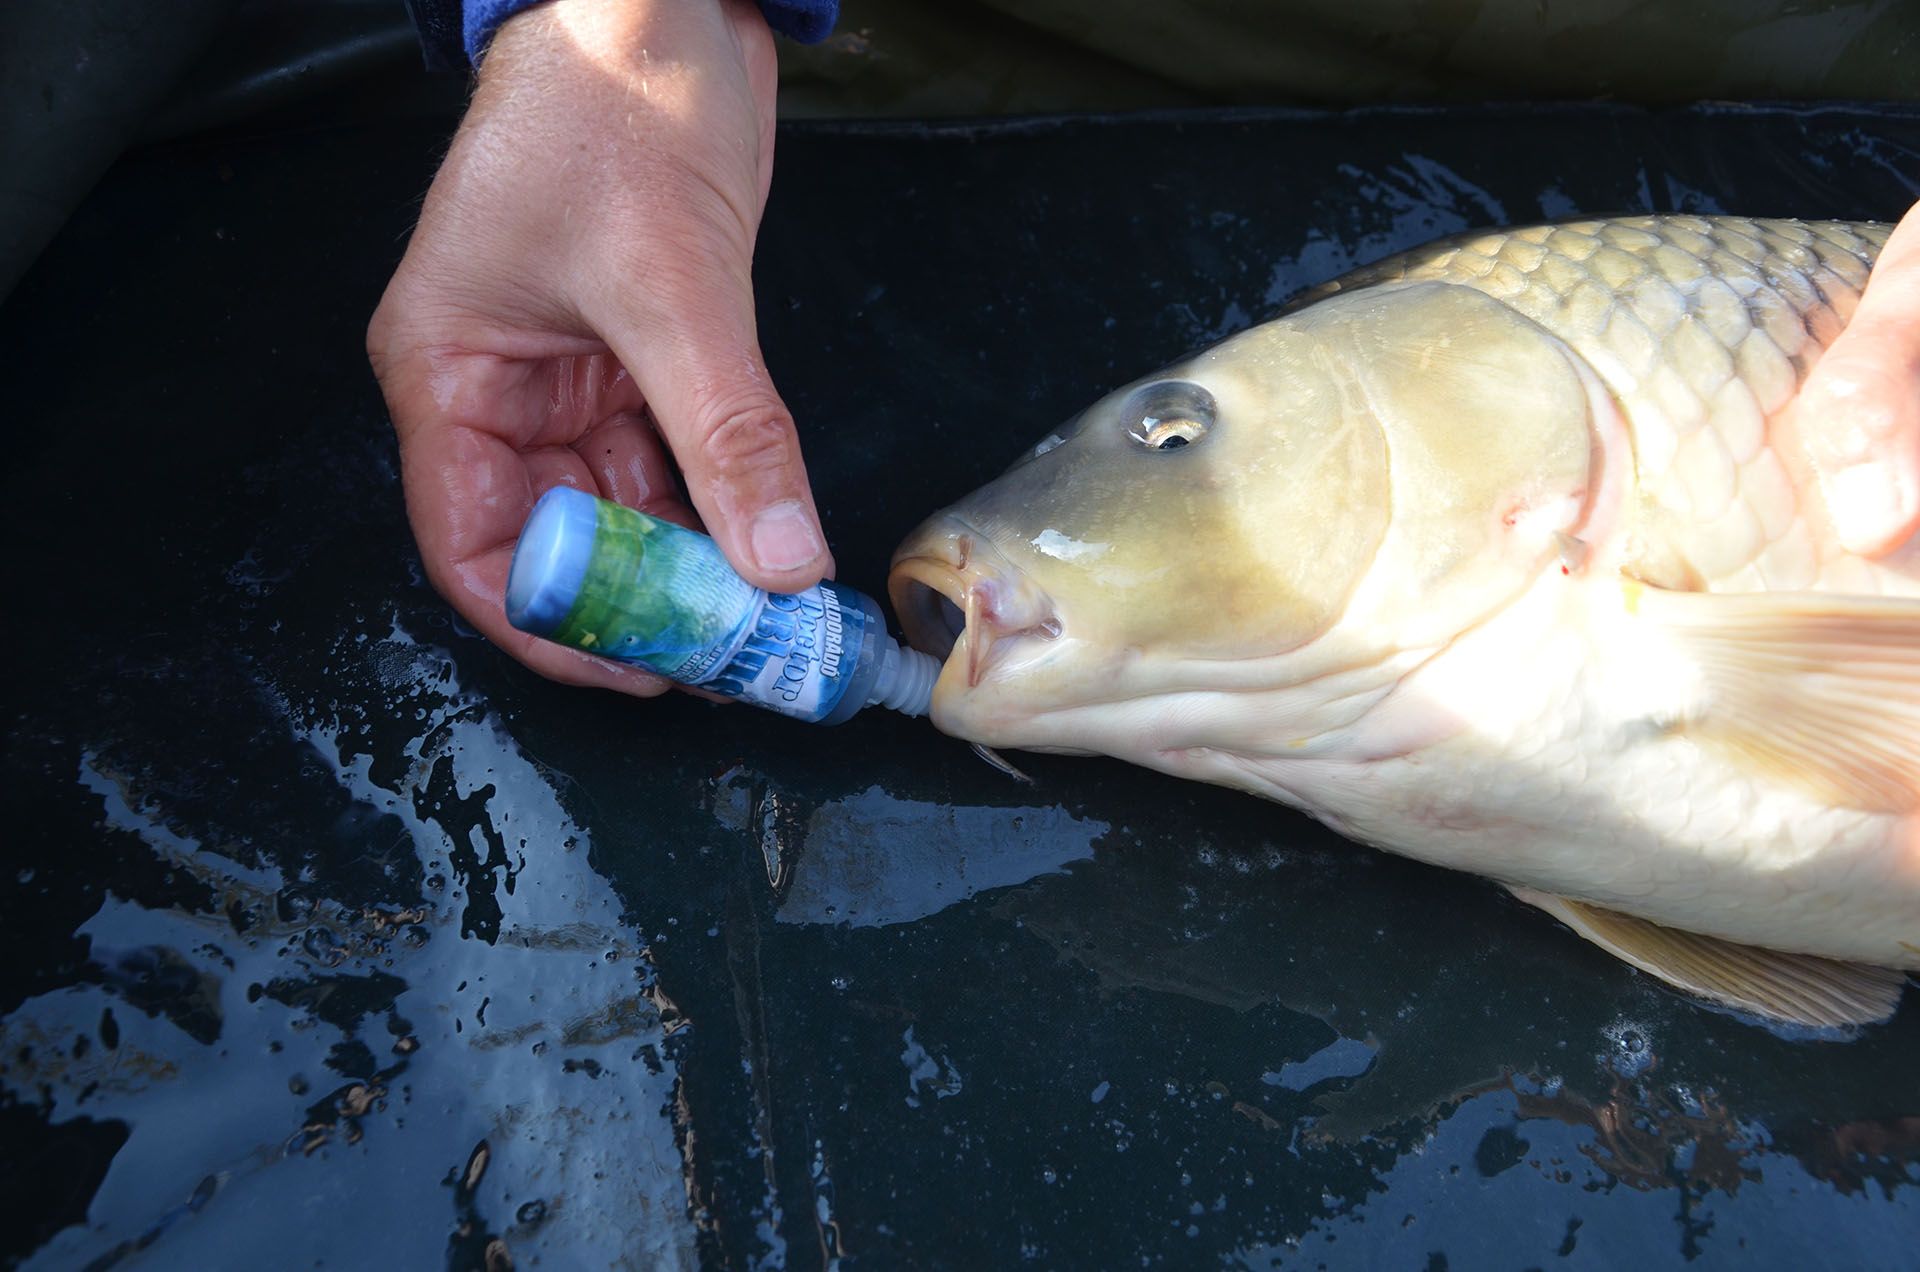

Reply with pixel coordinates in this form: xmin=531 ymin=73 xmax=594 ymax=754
xmin=1509 ymin=888 xmax=1906 ymax=1028
xmin=1631 ymin=585 xmax=1920 ymax=813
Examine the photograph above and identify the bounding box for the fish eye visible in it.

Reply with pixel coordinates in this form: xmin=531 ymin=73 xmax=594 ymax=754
xmin=1123 ymin=381 xmax=1216 ymax=452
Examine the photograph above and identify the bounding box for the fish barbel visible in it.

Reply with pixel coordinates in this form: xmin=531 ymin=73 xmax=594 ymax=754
xmin=890 ymin=215 xmax=1920 ymax=1028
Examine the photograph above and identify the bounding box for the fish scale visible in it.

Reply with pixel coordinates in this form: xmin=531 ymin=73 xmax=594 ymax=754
xmin=1304 ymin=215 xmax=1902 ymax=595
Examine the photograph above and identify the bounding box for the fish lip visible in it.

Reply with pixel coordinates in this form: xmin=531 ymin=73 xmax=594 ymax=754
xmin=888 ymin=524 xmax=1060 ymax=688
xmin=889 ymin=555 xmax=970 ymax=662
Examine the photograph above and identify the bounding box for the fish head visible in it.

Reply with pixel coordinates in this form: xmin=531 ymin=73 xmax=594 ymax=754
xmin=889 ymin=282 xmax=1601 ymax=762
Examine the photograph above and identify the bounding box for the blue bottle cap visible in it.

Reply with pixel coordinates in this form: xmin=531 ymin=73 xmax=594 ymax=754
xmin=505 ymin=486 xmax=599 ymax=637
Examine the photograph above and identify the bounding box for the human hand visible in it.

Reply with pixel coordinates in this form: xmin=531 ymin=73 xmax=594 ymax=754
xmin=1797 ymin=199 xmax=1920 ymax=558
xmin=367 ymin=0 xmax=830 ymax=698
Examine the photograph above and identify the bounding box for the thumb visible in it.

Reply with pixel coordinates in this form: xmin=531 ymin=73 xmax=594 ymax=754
xmin=593 ymin=254 xmax=832 ymax=594
xmin=1796 ymin=208 xmax=1920 ymax=558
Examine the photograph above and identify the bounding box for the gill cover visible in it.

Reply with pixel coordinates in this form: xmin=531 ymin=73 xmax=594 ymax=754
xmin=1291 ymin=282 xmax=1599 ymax=651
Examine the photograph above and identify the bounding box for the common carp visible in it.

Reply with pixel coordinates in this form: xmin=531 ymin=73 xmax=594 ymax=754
xmin=889 ymin=215 xmax=1920 ymax=1028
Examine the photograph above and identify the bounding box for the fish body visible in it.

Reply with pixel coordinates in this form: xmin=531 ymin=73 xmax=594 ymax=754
xmin=890 ymin=216 xmax=1920 ymax=1027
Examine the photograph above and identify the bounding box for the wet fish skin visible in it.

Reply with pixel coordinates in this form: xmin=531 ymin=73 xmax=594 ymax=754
xmin=889 ymin=215 xmax=1920 ymax=1027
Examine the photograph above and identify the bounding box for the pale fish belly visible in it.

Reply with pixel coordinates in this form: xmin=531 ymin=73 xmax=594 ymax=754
xmin=1257 ymin=570 xmax=1920 ymax=970
xmin=1307 ymin=215 xmax=1920 ymax=598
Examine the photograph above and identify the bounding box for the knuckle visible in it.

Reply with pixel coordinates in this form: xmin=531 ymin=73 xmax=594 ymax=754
xmin=1813 ymin=359 xmax=1909 ymax=441
xmin=366 ymin=276 xmax=418 ymax=374
xmin=366 ymin=297 xmax=395 ymax=363
xmin=697 ymin=406 xmax=796 ymax=481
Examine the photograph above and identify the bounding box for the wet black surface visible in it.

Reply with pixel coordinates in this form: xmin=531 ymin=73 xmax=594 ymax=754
xmin=4 ymin=102 xmax=1919 ymax=1269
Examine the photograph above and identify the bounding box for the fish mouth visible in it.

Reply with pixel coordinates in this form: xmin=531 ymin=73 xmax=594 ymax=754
xmin=888 ymin=520 xmax=1061 ymax=689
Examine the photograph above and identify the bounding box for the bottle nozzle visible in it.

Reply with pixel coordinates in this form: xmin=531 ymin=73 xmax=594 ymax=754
xmin=869 ymin=641 xmax=940 ymax=717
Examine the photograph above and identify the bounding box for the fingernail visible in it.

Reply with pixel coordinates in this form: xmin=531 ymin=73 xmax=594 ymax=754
xmin=750 ymin=501 xmax=824 ymax=573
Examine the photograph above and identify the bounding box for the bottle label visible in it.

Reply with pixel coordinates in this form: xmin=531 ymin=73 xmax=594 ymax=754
xmin=700 ymin=581 xmax=869 ymax=723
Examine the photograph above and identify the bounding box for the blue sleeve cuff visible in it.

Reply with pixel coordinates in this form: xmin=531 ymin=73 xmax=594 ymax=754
xmin=422 ymin=0 xmax=839 ymax=68
xmin=760 ymin=0 xmax=838 ymax=43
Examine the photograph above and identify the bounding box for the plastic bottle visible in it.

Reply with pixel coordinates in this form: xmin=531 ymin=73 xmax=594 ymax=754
xmin=504 ymin=487 xmax=939 ymax=724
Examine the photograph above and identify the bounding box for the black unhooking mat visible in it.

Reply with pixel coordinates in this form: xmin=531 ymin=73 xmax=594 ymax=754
xmin=3 ymin=100 xmax=1918 ymax=1270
